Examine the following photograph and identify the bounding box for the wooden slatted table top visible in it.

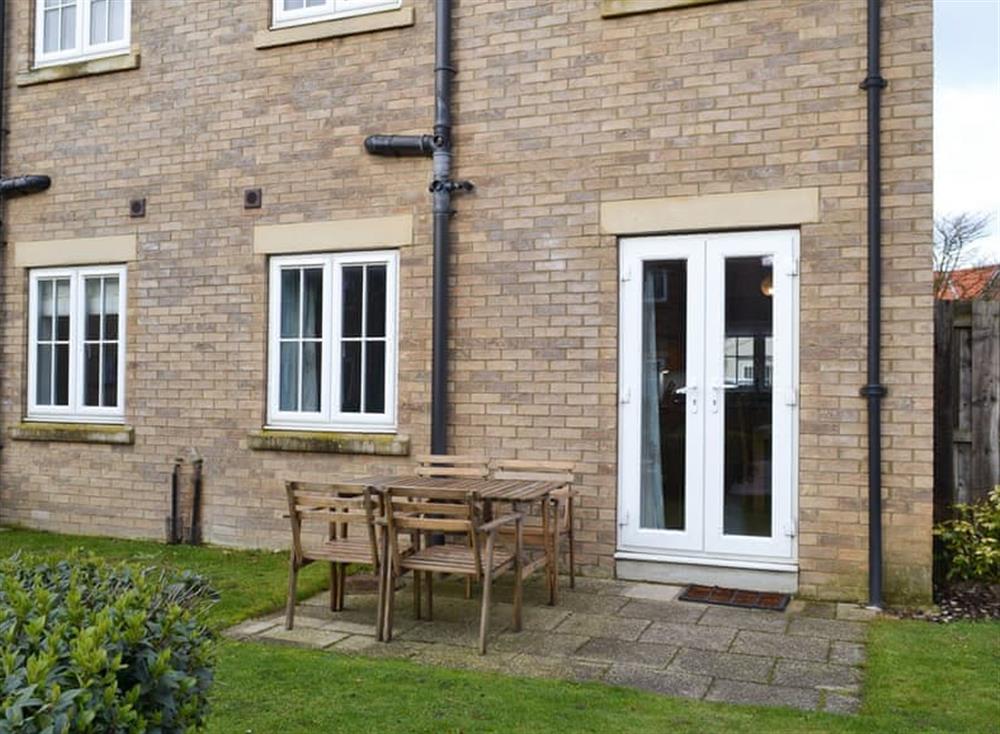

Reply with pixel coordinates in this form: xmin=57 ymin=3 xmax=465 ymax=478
xmin=343 ymin=474 xmax=564 ymax=501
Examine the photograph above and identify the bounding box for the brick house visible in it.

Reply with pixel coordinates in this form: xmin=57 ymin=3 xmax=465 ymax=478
xmin=0 ymin=0 xmax=933 ymax=604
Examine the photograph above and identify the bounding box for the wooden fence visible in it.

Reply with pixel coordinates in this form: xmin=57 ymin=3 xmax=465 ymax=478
xmin=934 ymin=299 xmax=1000 ymax=519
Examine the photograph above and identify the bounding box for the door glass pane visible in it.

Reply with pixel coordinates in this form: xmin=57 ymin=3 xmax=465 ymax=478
xmin=640 ymin=261 xmax=686 ymax=530
xmin=723 ymin=256 xmax=774 ymax=537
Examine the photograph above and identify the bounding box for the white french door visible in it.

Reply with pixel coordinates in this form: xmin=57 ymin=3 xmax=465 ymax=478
xmin=618 ymin=230 xmax=799 ymax=565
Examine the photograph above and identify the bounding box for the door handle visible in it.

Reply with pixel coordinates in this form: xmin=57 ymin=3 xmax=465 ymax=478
xmin=710 ymin=383 xmax=737 ymax=413
xmin=675 ymin=385 xmax=698 ymax=414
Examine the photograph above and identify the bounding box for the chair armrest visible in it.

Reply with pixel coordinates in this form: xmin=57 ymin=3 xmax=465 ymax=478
xmin=478 ymin=512 xmax=523 ymax=535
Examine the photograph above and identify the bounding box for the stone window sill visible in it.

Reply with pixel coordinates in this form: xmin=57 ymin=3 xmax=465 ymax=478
xmin=10 ymin=422 xmax=135 ymax=446
xmin=247 ymin=429 xmax=410 ymax=456
xmin=16 ymin=50 xmax=141 ymax=87
xmin=254 ymin=7 xmax=414 ymax=49
xmin=601 ymin=0 xmax=734 ymax=18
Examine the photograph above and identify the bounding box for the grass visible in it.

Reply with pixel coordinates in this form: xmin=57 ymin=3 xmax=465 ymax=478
xmin=3 ymin=527 xmax=998 ymax=733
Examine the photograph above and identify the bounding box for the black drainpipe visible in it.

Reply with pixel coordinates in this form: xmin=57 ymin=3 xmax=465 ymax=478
xmin=364 ymin=0 xmax=472 ymax=455
xmin=860 ymin=0 xmax=887 ymax=610
xmin=0 ymin=0 xmax=53 ymax=460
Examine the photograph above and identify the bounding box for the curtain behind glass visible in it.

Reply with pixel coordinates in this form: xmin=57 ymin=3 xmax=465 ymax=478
xmin=640 ymin=267 xmax=665 ymax=529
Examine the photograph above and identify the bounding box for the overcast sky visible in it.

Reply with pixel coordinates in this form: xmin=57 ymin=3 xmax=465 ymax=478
xmin=934 ymin=0 xmax=1000 ymax=264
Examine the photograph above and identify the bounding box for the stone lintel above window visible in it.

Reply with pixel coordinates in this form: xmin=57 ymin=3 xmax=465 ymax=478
xmin=246 ymin=429 xmax=410 ymax=456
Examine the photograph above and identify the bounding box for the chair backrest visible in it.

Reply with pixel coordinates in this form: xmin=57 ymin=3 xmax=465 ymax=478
xmin=285 ymin=482 xmax=378 ymax=563
xmin=490 ymin=459 xmax=575 ymax=486
xmin=414 ymin=454 xmax=489 ymax=479
xmin=382 ymin=486 xmax=482 ymax=575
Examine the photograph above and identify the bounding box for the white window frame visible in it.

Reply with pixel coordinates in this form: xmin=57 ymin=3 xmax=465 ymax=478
xmin=267 ymin=250 xmax=399 ymax=432
xmin=34 ymin=0 xmax=131 ymax=68
xmin=27 ymin=265 xmax=127 ymax=424
xmin=271 ymin=0 xmax=401 ymax=29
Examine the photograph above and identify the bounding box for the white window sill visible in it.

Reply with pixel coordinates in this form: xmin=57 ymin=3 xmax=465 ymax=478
xmin=10 ymin=422 xmax=134 ymax=446
xmin=247 ymin=429 xmax=409 ymax=456
xmin=17 ymin=50 xmax=140 ymax=87
xmin=255 ymin=6 xmax=414 ymax=49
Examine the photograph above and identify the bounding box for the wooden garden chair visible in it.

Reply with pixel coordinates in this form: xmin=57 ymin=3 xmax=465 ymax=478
xmin=379 ymin=486 xmax=523 ymax=654
xmin=491 ymin=459 xmax=577 ymax=603
xmin=415 ymin=454 xmax=489 ymax=598
xmin=414 ymin=454 xmax=489 ymax=479
xmin=284 ymin=482 xmax=380 ymax=632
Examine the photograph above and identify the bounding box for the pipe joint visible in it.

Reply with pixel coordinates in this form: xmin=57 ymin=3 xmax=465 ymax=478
xmin=859 ymin=384 xmax=888 ymax=399
xmin=859 ymin=74 xmax=888 ymax=90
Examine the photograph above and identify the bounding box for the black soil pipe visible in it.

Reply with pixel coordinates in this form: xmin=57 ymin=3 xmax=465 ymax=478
xmin=0 ymin=175 xmax=51 ymax=195
xmin=430 ymin=0 xmax=455 ymax=455
xmin=861 ymin=0 xmax=888 ymax=609
xmin=364 ymin=0 xmax=470 ymax=455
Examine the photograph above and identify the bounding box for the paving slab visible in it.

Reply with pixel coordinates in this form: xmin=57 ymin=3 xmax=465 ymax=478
xmin=830 ymin=640 xmax=867 ymax=666
xmin=640 ymin=621 xmax=738 ymax=651
xmin=398 ymin=619 xmax=505 ymax=648
xmin=506 ymin=654 xmax=611 ymax=682
xmin=223 ymin=618 xmax=280 ymax=639
xmin=619 ymin=599 xmax=706 ymax=624
xmin=772 ymin=659 xmax=862 ymax=690
xmin=698 ymin=606 xmax=790 ymax=633
xmin=555 ymin=593 xmax=631 ymax=615
xmin=575 ymin=638 xmax=678 ymax=668
xmin=606 ymin=663 xmax=712 ymax=699
xmin=787 ymin=600 xmax=838 ymax=619
xmin=260 ymin=626 xmax=349 ymax=649
xmin=622 ymin=583 xmax=684 ymax=602
xmin=731 ymin=630 xmax=830 ymax=661
xmin=491 ymin=630 xmax=590 ymax=657
xmin=554 ymin=611 xmax=651 ymax=641
xmin=669 ymin=648 xmax=775 ymax=683
xmin=329 ymin=634 xmax=380 ymax=653
xmin=705 ymin=679 xmax=821 ymax=711
xmin=836 ymin=603 xmax=881 ymax=622
xmin=787 ymin=617 xmax=867 ymax=642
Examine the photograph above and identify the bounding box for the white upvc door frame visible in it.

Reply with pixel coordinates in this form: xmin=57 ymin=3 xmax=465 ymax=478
xmin=618 ymin=234 xmax=706 ymax=554
xmin=702 ymin=230 xmax=799 ymax=561
xmin=617 ymin=230 xmax=799 ymax=566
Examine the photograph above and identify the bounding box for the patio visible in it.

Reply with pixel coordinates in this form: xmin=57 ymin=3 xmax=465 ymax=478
xmin=226 ymin=574 xmax=875 ymax=714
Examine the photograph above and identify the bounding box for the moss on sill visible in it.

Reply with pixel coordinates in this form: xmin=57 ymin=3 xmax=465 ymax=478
xmin=10 ymin=422 xmax=134 ymax=446
xmin=16 ymin=50 xmax=141 ymax=87
xmin=601 ymin=0 xmax=734 ymax=18
xmin=247 ymin=429 xmax=410 ymax=456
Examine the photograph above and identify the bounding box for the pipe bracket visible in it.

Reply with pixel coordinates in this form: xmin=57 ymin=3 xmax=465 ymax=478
xmin=859 ymin=75 xmax=887 ymax=90
xmin=859 ymin=384 xmax=888 ymax=398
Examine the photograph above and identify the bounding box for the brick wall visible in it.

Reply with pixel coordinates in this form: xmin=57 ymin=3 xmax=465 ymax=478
xmin=0 ymin=0 xmax=933 ymax=603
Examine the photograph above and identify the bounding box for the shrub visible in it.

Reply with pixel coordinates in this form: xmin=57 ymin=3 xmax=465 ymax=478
xmin=934 ymin=487 xmax=1000 ymax=583
xmin=0 ymin=554 xmax=217 ymax=734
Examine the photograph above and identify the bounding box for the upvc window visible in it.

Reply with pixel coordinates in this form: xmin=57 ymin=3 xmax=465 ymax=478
xmin=27 ymin=265 xmax=126 ymax=423
xmin=272 ymin=0 xmax=401 ymax=29
xmin=35 ymin=0 xmax=130 ymax=68
xmin=267 ymin=251 xmax=398 ymax=431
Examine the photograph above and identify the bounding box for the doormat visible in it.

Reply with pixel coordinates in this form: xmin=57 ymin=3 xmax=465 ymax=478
xmin=678 ymin=585 xmax=790 ymax=611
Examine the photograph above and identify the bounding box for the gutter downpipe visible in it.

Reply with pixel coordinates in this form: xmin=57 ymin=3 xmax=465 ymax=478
xmin=860 ymin=0 xmax=888 ymax=610
xmin=364 ymin=0 xmax=471 ymax=455
xmin=0 ymin=0 xmax=53 ymax=462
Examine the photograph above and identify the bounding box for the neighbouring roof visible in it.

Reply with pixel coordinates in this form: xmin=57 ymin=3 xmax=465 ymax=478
xmin=935 ymin=264 xmax=1000 ymax=300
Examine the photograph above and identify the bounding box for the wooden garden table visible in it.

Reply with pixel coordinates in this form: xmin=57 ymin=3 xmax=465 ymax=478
xmin=344 ymin=474 xmax=565 ymax=605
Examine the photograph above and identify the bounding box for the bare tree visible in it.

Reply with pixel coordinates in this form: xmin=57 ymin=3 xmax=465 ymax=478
xmin=933 ymin=212 xmax=994 ymax=299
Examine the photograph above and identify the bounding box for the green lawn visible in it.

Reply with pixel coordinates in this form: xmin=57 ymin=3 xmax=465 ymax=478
xmin=3 ymin=527 xmax=998 ymax=733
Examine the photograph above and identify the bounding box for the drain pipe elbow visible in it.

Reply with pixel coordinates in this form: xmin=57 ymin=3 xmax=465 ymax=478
xmin=0 ymin=175 xmax=52 ymax=196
